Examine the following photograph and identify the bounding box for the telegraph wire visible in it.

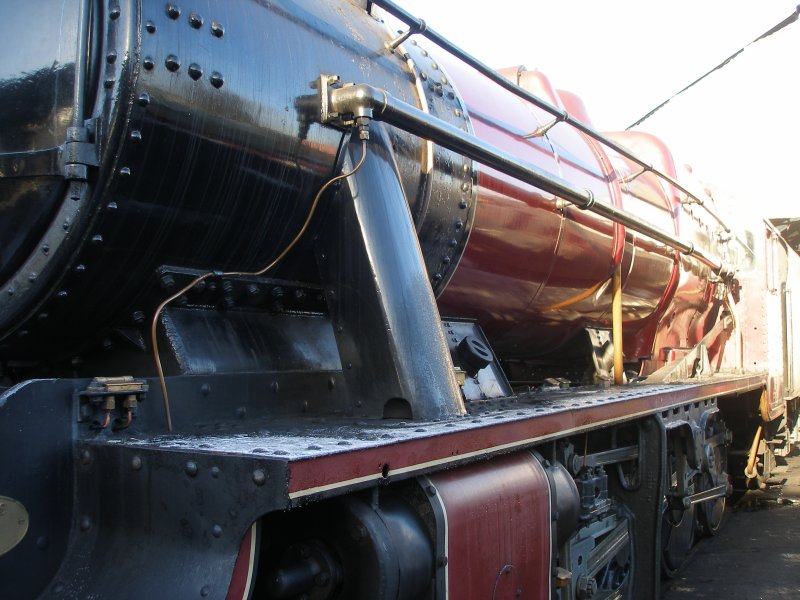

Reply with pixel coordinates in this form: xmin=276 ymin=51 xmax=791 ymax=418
xmin=627 ymin=5 xmax=800 ymax=129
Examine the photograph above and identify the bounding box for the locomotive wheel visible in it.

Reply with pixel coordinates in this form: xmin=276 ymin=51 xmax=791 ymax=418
xmin=699 ymin=413 xmax=728 ymax=535
xmin=660 ymin=495 xmax=697 ymax=578
xmin=697 ymin=473 xmax=726 ymax=536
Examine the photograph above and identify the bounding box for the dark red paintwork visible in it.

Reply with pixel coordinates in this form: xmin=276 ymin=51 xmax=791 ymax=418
xmin=436 ymin=59 xmax=677 ymax=360
xmin=429 ymin=452 xmax=551 ymax=599
xmin=286 ymin=375 xmax=764 ymax=500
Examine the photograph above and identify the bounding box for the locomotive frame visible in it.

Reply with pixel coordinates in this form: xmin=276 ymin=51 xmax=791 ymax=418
xmin=1 ymin=0 xmax=799 ymax=599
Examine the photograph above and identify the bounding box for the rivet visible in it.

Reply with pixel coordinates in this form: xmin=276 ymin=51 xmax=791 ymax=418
xmin=200 ymin=383 xmax=211 ymax=396
xmin=420 ymin=72 xmax=428 ymax=81
xmin=79 ymin=516 xmax=92 ymax=532
xmin=421 ymin=49 xmax=428 ymax=57
xmin=165 ymin=54 xmax=180 ymax=72
xmin=137 ymin=91 xmax=151 ymax=107
xmin=188 ymin=63 xmax=203 ymax=80
xmin=426 ymin=485 xmax=437 ymax=496
xmin=132 ymin=310 xmax=145 ymax=324
xmin=131 ymin=456 xmax=142 ymax=470
xmin=200 ymin=586 xmax=210 ymax=597
xmin=107 ymin=201 xmax=118 ymax=210
xmin=431 ymin=62 xmax=438 ymax=70
xmin=109 ymin=5 xmax=120 ymax=20
xmin=56 ymin=290 xmax=68 ymax=299
xmin=455 ymin=219 xmax=463 ymax=230
xmin=350 ymin=525 xmax=367 ymax=541
xmin=209 ymin=71 xmax=224 ymax=88
xmin=160 ymin=274 xmax=175 ymax=290
xmin=459 ymin=199 xmax=468 ymax=209
xmin=185 ymin=461 xmax=198 ymax=477
xmin=41 ymin=243 xmax=50 ymax=254
xmin=441 ymin=76 xmax=448 ymax=85
xmin=252 ymin=469 xmax=266 ymax=486
xmin=91 ymin=234 xmax=103 ymax=244
xmin=143 ymin=56 xmax=155 ymax=70
xmin=433 ymin=273 xmax=443 ymax=282
xmin=79 ymin=449 xmax=92 ymax=465
xmin=75 ymin=264 xmax=86 ymax=273
xmin=106 ymin=50 xmax=117 ymax=64
xmin=461 ymin=182 xmax=469 ymax=192
xmin=442 ymin=256 xmax=451 ymax=264
xmin=328 ymin=377 xmax=335 ymax=391
xmin=189 ymin=12 xmax=203 ymax=28
xmin=119 ymin=166 xmax=131 ymax=177
xmin=130 ymin=130 xmax=142 ymax=143
xmin=6 ymin=288 xmax=14 ymax=297
xmin=210 ymin=466 xmax=220 ymax=478
xmin=271 ymin=381 xmax=279 ymax=393
xmin=166 ymin=3 xmax=181 ymax=19
xmin=104 ymin=78 xmax=115 ymax=89
xmin=210 ymin=21 xmax=224 ymax=37
xmin=37 ymin=312 xmax=49 ymax=321
xmin=36 ymin=536 xmax=48 ymax=550
xmin=62 ymin=221 xmax=70 ymax=231
xmin=16 ymin=329 xmax=29 ymax=338
xmin=212 ymin=524 xmax=222 ymax=538
xmin=53 ymin=582 xmax=64 ymax=594
xmin=145 ymin=20 xmax=156 ymax=33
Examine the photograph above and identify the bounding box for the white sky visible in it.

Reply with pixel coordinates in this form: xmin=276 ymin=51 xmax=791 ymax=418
xmin=393 ymin=1 xmax=800 ymax=220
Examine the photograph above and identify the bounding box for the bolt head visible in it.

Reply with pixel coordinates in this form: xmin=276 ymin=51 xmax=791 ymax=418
xmin=252 ymin=469 xmax=266 ymax=486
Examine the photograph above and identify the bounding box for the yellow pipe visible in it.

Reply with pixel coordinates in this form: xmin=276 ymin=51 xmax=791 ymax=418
xmin=744 ymin=425 xmax=763 ymax=479
xmin=540 ymin=278 xmax=609 ymax=312
xmin=612 ymin=264 xmax=623 ymax=385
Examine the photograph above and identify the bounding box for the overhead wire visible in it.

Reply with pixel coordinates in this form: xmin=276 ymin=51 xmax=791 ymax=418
xmin=627 ymin=6 xmax=800 ymax=129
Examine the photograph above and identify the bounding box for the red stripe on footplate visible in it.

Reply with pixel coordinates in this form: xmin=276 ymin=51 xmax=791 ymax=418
xmin=287 ymin=376 xmax=763 ymax=497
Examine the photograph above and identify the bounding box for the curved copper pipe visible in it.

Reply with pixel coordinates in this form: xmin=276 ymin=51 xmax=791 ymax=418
xmin=744 ymin=425 xmax=763 ymax=479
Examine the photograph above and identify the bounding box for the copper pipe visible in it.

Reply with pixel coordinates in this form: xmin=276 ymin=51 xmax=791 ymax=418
xmin=540 ymin=277 xmax=609 ymax=312
xmin=744 ymin=425 xmax=763 ymax=479
xmin=612 ymin=264 xmax=623 ymax=385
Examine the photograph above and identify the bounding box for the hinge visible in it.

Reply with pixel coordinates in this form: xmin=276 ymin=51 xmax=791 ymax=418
xmin=61 ymin=118 xmax=101 ymax=180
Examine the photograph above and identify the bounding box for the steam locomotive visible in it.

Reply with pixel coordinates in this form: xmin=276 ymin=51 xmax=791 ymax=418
xmin=1 ymin=0 xmax=798 ymax=598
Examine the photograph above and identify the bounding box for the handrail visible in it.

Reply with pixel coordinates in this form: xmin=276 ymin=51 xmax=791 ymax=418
xmin=321 ymin=80 xmax=732 ymax=278
xmin=369 ymin=0 xmax=733 ymax=235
